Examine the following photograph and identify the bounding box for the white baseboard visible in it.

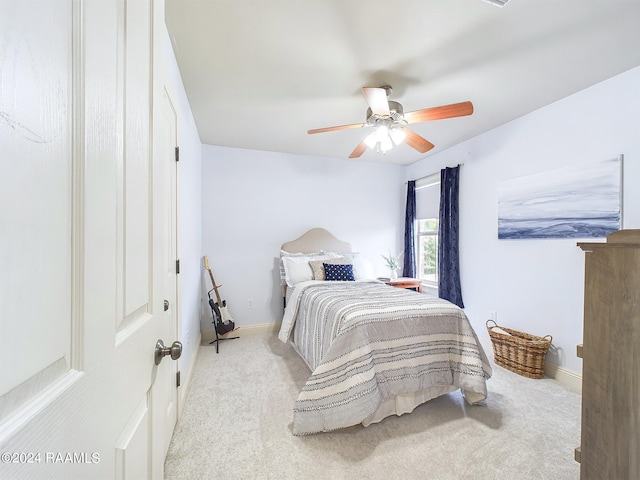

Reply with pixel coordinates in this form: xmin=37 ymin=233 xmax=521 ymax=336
xmin=177 ymin=331 xmax=201 ymax=419
xmin=480 ymin=337 xmax=582 ymax=393
xmin=544 ymin=361 xmax=582 ymax=393
xmin=201 ymin=322 xmax=280 ymax=344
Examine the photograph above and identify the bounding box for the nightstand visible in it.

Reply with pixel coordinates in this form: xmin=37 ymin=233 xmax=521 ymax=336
xmin=386 ymin=277 xmax=422 ymax=292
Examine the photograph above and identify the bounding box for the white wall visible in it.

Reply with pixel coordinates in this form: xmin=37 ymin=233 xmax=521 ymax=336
xmin=201 ymin=147 xmax=404 ymax=331
xmin=160 ymin=22 xmax=202 ymax=395
xmin=406 ymin=66 xmax=640 ymax=375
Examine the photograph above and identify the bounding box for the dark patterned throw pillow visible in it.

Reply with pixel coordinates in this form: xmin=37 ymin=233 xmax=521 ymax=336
xmin=323 ymin=263 xmax=355 ymax=281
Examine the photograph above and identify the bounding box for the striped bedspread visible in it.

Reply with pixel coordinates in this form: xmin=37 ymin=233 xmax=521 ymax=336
xmin=279 ymin=280 xmax=492 ymax=435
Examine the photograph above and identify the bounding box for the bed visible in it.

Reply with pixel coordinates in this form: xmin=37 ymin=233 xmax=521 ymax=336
xmin=278 ymin=228 xmax=492 ymax=435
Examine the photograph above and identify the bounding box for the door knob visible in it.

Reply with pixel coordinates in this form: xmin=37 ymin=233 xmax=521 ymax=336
xmin=164 ymin=299 xmax=169 ymax=311
xmin=154 ymin=339 xmax=182 ymax=365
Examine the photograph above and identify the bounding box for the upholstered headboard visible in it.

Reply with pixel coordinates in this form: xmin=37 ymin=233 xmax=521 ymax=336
xmin=281 ymin=228 xmax=351 ymax=254
xmin=280 ymin=228 xmax=352 ymax=303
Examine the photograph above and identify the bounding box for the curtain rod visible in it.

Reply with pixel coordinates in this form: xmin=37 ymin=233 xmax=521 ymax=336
xmin=407 ymin=163 xmax=464 ymax=184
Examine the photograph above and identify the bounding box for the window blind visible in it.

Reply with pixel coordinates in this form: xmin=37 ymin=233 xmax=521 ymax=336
xmin=415 ymin=172 xmax=440 ymax=219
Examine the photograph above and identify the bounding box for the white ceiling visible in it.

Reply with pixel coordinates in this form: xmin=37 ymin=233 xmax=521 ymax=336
xmin=165 ymin=0 xmax=640 ymax=166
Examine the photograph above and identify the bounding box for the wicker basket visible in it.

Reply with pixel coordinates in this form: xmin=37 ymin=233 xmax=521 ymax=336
xmin=486 ymin=320 xmax=552 ymax=379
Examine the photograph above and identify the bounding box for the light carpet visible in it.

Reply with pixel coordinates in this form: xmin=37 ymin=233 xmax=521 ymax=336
xmin=164 ymin=333 xmax=581 ymax=480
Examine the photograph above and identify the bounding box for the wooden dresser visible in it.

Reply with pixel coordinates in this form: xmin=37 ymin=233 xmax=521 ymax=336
xmin=576 ymin=230 xmax=640 ymax=480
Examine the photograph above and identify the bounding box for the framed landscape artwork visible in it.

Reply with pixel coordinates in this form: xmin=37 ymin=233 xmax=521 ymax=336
xmin=498 ymin=156 xmax=623 ymax=239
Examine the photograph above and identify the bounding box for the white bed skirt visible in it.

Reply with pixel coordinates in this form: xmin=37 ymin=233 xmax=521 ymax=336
xmin=361 ymin=386 xmax=485 ymax=427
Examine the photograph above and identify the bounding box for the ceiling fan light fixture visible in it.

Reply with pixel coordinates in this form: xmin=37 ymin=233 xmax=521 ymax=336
xmin=363 ymin=132 xmax=378 ymax=149
xmin=364 ymin=123 xmax=400 ymax=154
xmin=375 ymin=124 xmax=389 ymax=142
xmin=380 ymin=136 xmax=393 ymax=153
xmin=364 ymin=124 xmax=399 ymax=154
xmin=389 ymin=127 xmax=407 ymax=146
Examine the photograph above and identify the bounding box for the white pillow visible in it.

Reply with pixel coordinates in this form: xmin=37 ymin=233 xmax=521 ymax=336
xmin=325 ymin=252 xmax=374 ymax=280
xmin=280 ymin=250 xmax=327 ymax=286
xmin=282 ymin=254 xmax=332 ymax=287
xmin=352 ymin=257 xmax=375 ymax=280
xmin=279 ymin=250 xmax=322 ymax=286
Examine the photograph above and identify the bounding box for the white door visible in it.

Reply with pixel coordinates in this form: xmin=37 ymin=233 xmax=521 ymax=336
xmin=150 ymin=87 xmax=180 ymax=475
xmin=0 ymin=1 xmax=178 ymax=478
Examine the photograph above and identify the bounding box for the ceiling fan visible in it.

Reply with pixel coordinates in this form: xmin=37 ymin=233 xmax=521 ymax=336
xmin=307 ymin=86 xmax=474 ymax=158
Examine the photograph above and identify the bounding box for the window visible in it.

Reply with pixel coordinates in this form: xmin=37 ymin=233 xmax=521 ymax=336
xmin=414 ymin=172 xmax=440 ymax=295
xmin=416 ymin=219 xmax=439 ymax=289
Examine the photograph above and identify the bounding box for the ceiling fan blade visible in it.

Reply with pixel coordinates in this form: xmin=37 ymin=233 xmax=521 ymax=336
xmin=307 ymin=122 xmax=364 ymax=135
xmin=404 ymin=101 xmax=474 ymax=124
xmin=404 ymin=128 xmax=435 ymax=153
xmin=362 ymin=87 xmax=390 ymax=116
xmin=348 ymin=141 xmax=369 ymax=159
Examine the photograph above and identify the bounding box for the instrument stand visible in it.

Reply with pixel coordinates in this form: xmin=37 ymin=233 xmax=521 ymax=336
xmin=207 ymin=289 xmax=239 ymax=353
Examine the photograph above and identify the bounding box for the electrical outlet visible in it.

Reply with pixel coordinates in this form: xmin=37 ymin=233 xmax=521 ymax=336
xmin=247 ymin=299 xmax=253 ymax=309
xmin=490 ymin=311 xmax=497 ymax=321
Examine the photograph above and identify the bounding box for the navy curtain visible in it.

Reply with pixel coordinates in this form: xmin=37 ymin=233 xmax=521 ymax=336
xmin=402 ymin=180 xmax=416 ymax=278
xmin=438 ymin=166 xmax=464 ymax=308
